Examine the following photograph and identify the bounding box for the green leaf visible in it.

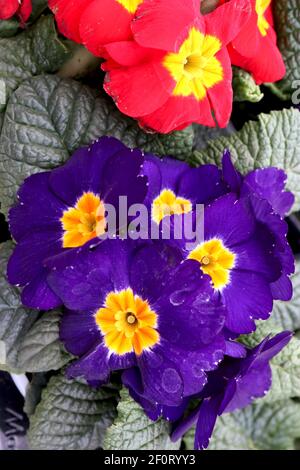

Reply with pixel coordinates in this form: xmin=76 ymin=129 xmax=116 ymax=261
xmin=273 ymin=0 xmax=300 ymax=98
xmin=24 ymin=373 xmax=49 ymax=417
xmin=0 ymin=242 xmax=38 ymax=371
xmin=233 ymin=67 xmax=263 ymax=103
xmin=28 ymin=373 xmax=118 ymax=450
xmin=272 ymin=258 xmax=300 ymax=331
xmin=191 ymin=109 xmax=300 ymax=212
xmin=0 ymin=19 xmax=19 ymax=38
xmin=207 ymin=400 xmax=300 ymax=450
xmin=0 ymin=74 xmax=194 ymax=216
xmin=103 ymin=389 xmax=181 ymax=450
xmin=0 ymin=242 xmax=69 ymax=373
xmin=0 ymin=16 xmax=70 ymax=112
xmin=16 ymin=310 xmax=72 ymax=373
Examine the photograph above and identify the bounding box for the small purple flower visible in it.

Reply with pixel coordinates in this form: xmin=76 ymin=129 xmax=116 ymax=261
xmin=157 ymin=154 xmax=294 ymax=334
xmin=46 ymin=239 xmax=226 ymax=407
xmin=7 ymin=137 xmax=148 ymax=310
xmin=142 ymin=149 xmax=294 ymax=229
xmin=171 ymin=331 xmax=292 ymax=450
xmin=142 ymin=154 xmax=226 ymax=226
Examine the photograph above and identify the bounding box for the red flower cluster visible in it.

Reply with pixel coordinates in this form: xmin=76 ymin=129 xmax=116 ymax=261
xmin=0 ymin=0 xmax=32 ymax=23
xmin=49 ymin=0 xmax=285 ymax=133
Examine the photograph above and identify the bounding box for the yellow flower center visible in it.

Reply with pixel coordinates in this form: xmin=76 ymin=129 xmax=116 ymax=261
xmin=116 ymin=0 xmax=143 ymax=14
xmin=256 ymin=0 xmax=271 ymax=36
xmin=188 ymin=239 xmax=236 ymax=290
xmin=152 ymin=189 xmax=192 ymax=224
xmin=163 ymin=27 xmax=223 ymax=101
xmin=61 ymin=192 xmax=106 ymax=248
xmin=95 ymin=288 xmax=159 ymax=356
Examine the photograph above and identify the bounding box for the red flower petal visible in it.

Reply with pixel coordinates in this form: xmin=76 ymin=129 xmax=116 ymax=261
xmin=104 ymin=40 xmax=157 ymax=67
xmin=0 ymin=0 xmax=19 ymax=20
xmin=207 ymin=48 xmax=233 ymax=128
xmin=79 ymin=0 xmax=134 ymax=57
xmin=49 ymin=0 xmax=92 ymax=43
xmin=132 ymin=0 xmax=202 ymax=52
xmin=104 ymin=56 xmax=174 ymax=117
xmin=18 ymin=0 xmax=32 ymax=23
xmin=205 ymin=0 xmax=252 ymax=47
xmin=228 ymin=32 xmax=286 ymax=84
xmin=139 ymin=95 xmax=215 ymax=134
xmin=230 ymin=13 xmax=260 ymax=57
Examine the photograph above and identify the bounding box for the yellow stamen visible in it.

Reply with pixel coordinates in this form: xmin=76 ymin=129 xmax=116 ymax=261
xmin=61 ymin=192 xmax=106 ymax=248
xmin=163 ymin=27 xmax=223 ymax=101
xmin=188 ymin=239 xmax=236 ymax=290
xmin=95 ymin=288 xmax=159 ymax=356
xmin=116 ymin=0 xmax=143 ymax=14
xmin=256 ymin=0 xmax=271 ymax=36
xmin=152 ymin=189 xmax=192 ymax=224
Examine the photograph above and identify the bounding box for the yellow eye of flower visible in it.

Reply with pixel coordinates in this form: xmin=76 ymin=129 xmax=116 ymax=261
xmin=256 ymin=0 xmax=272 ymax=36
xmin=188 ymin=239 xmax=236 ymax=290
xmin=163 ymin=27 xmax=223 ymax=101
xmin=61 ymin=192 xmax=106 ymax=248
xmin=116 ymin=0 xmax=143 ymax=14
xmin=152 ymin=189 xmax=192 ymax=224
xmin=95 ymin=288 xmax=160 ymax=356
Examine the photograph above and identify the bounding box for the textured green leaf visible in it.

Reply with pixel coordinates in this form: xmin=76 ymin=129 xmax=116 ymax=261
xmin=273 ymin=0 xmax=300 ymax=98
xmin=233 ymin=67 xmax=263 ymax=103
xmin=0 ymin=74 xmax=193 ymax=216
xmin=103 ymin=389 xmax=181 ymax=450
xmin=17 ymin=310 xmax=72 ymax=373
xmin=208 ymin=400 xmax=300 ymax=450
xmin=0 ymin=19 xmax=19 ymax=38
xmin=0 ymin=242 xmax=38 ymax=371
xmin=193 ymin=122 xmax=235 ymax=150
xmin=24 ymin=373 xmax=49 ymax=417
xmin=0 ymin=16 xmax=69 ymax=112
xmin=28 ymin=373 xmax=118 ymax=450
xmin=272 ymin=258 xmax=300 ymax=331
xmin=191 ymin=109 xmax=300 ymax=212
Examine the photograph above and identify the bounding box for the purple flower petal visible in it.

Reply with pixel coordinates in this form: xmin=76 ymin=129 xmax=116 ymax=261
xmin=223 ymin=270 xmax=273 ymax=334
xmin=244 ymin=168 xmax=294 ymax=217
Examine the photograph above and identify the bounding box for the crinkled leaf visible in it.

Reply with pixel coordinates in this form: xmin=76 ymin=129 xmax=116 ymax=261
xmin=0 ymin=74 xmax=194 ymax=216
xmin=233 ymin=67 xmax=263 ymax=103
xmin=273 ymin=0 xmax=300 ymax=98
xmin=0 ymin=19 xmax=19 ymax=38
xmin=17 ymin=310 xmax=72 ymax=373
xmin=0 ymin=242 xmax=38 ymax=371
xmin=103 ymin=389 xmax=181 ymax=450
xmin=24 ymin=373 xmax=49 ymax=417
xmin=193 ymin=122 xmax=235 ymax=150
xmin=273 ymin=258 xmax=300 ymax=331
xmin=0 ymin=242 xmax=68 ymax=373
xmin=208 ymin=401 xmax=300 ymax=450
xmin=0 ymin=16 xmax=70 ymax=112
xmin=191 ymin=109 xmax=300 ymax=212
xmin=28 ymin=373 xmax=118 ymax=450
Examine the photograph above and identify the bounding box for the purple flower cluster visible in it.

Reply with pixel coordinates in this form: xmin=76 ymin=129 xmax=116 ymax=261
xmin=7 ymin=136 xmax=295 ymax=449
